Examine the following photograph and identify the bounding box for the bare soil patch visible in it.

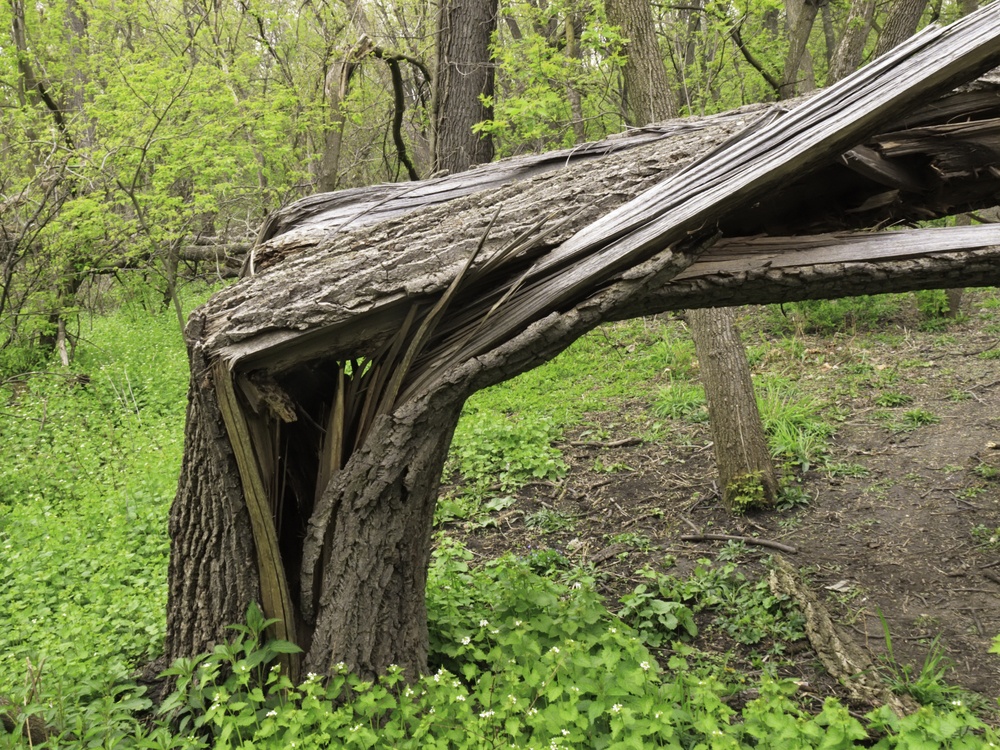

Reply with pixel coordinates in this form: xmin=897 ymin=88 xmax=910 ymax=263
xmin=445 ymin=294 xmax=1000 ymax=715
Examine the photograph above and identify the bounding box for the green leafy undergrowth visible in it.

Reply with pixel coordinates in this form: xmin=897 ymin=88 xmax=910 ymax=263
xmin=0 ymin=309 xmax=188 ymax=702
xmin=619 ymin=560 xmax=806 ymax=654
xmin=6 ymin=541 xmax=998 ymax=748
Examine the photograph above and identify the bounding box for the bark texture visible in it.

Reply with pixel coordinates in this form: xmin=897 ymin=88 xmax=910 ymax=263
xmin=874 ymin=0 xmax=929 ymax=57
xmin=433 ymin=0 xmax=497 ymax=173
xmin=688 ymin=307 xmax=778 ymax=512
xmin=828 ymin=0 xmax=877 ymax=84
xmin=166 ymin=317 xmax=262 ymax=660
xmin=605 ymin=0 xmax=674 ymax=123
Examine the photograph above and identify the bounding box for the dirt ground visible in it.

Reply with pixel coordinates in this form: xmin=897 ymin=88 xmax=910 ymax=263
xmin=445 ymin=296 xmax=1000 ymax=715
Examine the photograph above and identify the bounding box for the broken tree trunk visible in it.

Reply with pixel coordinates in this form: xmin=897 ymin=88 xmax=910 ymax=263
xmin=166 ymin=6 xmax=1000 ymax=680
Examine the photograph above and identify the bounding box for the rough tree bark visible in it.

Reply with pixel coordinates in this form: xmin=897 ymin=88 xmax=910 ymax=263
xmin=874 ymin=0 xmax=929 ymax=57
xmin=828 ymin=0 xmax=877 ymax=84
xmin=432 ymin=0 xmax=497 ymax=173
xmin=165 ymin=8 xmax=1000 ymax=681
xmin=688 ymin=307 xmax=778 ymax=511
xmin=605 ymin=0 xmax=674 ymax=123
xmin=781 ymin=0 xmax=821 ymax=99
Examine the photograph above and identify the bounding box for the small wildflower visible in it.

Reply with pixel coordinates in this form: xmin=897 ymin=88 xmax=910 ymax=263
xmin=491 ymin=629 xmax=500 ymax=634
xmin=404 ymin=687 xmax=415 ymax=698
xmin=654 ymin=711 xmax=662 ymax=719
xmin=266 ymin=710 xmax=278 ymax=718
xmin=479 ymin=619 xmax=490 ymax=627
xmin=514 ymin=620 xmax=523 ymax=627
xmin=551 ymin=646 xmax=560 ymax=654
xmin=455 ymin=694 xmax=466 ymax=702
xmin=429 ymin=707 xmax=435 ymax=714
xmin=561 ymin=729 xmax=570 ymax=736
xmin=609 ymin=627 xmax=616 ymax=633
xmin=572 ymin=582 xmax=582 ymax=589
xmin=527 ymin=707 xmax=538 ymax=716
xmin=307 ymin=671 xmax=318 ymax=680
xmin=480 ymin=710 xmax=495 ymax=718
xmin=351 ymin=724 xmax=361 ymax=732
xmin=640 ymin=661 xmax=650 ymax=671
xmin=461 ymin=636 xmax=471 ymax=645
xmin=951 ymin=700 xmax=963 ymax=707
xmin=452 ymin=680 xmax=461 ymax=688
xmin=611 ymin=704 xmax=622 ymax=713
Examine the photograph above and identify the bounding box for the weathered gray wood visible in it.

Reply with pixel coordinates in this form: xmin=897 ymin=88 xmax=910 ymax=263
xmin=640 ymin=224 xmax=1000 ymax=313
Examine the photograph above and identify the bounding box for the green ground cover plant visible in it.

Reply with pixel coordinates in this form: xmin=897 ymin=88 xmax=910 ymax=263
xmin=3 ymin=298 xmax=1000 ymax=748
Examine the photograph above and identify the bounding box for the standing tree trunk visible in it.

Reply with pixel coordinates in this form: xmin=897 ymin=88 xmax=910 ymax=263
xmin=605 ymin=0 xmax=674 ymax=124
xmin=874 ymin=0 xmax=929 ymax=57
xmin=780 ymin=0 xmax=821 ymax=99
xmin=432 ymin=0 xmax=497 ymax=173
xmin=828 ymin=0 xmax=877 ymax=84
xmin=605 ymin=0 xmax=777 ymax=512
xmin=688 ymin=308 xmax=778 ymax=511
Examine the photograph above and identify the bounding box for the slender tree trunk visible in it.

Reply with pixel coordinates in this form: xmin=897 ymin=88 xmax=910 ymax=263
xmin=780 ymin=0 xmax=820 ymax=99
xmin=604 ymin=0 xmax=776 ymax=512
xmin=319 ymin=39 xmax=373 ymax=192
xmin=432 ymin=0 xmax=497 ymax=173
xmin=688 ymin=307 xmax=778 ymax=511
xmin=828 ymin=0 xmax=877 ymax=84
xmin=564 ymin=13 xmax=587 ymax=143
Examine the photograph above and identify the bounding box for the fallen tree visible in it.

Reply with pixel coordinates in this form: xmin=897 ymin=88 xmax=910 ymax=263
xmin=166 ymin=7 xmax=1000 ymax=681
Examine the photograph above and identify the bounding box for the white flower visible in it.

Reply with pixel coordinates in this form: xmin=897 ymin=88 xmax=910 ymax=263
xmin=461 ymin=636 xmax=471 ymax=645
xmin=640 ymin=661 xmax=650 ymax=671
xmin=514 ymin=620 xmax=523 ymax=627
xmin=455 ymin=694 xmax=466 ymax=702
xmin=609 ymin=627 xmax=616 ymax=633
xmin=479 ymin=619 xmax=490 ymax=627
xmin=480 ymin=709 xmax=495 ymax=718
xmin=307 ymin=671 xmax=318 ymax=680
xmin=611 ymin=704 xmax=622 ymax=713
xmin=527 ymin=707 xmax=538 ymax=716
xmin=551 ymin=646 xmax=560 ymax=654
xmin=951 ymin=699 xmax=963 ymax=707
xmin=654 ymin=711 xmax=662 ymax=719
xmin=266 ymin=710 xmax=277 ymax=717
xmin=351 ymin=724 xmax=361 ymax=732
xmin=561 ymin=729 xmax=570 ymax=736
xmin=491 ymin=629 xmax=500 ymax=634
xmin=572 ymin=582 xmax=582 ymax=589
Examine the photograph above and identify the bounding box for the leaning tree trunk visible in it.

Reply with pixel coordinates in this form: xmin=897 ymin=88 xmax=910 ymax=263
xmin=688 ymin=307 xmax=778 ymax=512
xmin=164 ymin=9 xmax=1000 ymax=681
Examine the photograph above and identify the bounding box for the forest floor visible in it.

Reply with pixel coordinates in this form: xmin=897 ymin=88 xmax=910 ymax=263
xmin=442 ymin=290 xmax=1000 ymax=718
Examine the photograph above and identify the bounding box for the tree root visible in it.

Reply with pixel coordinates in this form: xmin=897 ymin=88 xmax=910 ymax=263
xmin=768 ymin=555 xmax=918 ymax=716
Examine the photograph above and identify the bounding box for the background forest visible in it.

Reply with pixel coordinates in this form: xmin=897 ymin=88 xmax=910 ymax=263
xmin=3 ymin=0 xmax=1000 ymax=747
